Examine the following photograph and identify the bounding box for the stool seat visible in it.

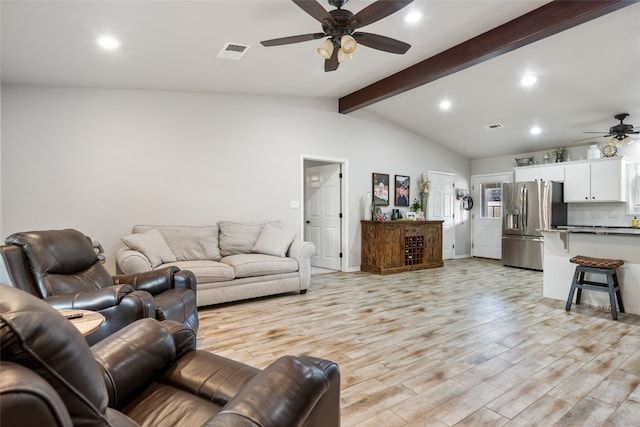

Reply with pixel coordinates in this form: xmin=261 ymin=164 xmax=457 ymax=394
xmin=570 ymin=255 xmax=624 ymax=268
xmin=566 ymin=255 xmax=624 ymax=320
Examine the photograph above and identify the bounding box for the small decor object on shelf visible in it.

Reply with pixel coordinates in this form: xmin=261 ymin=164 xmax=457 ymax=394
xmin=551 ymin=147 xmax=568 ymax=162
xmin=362 ymin=192 xmax=372 ymax=220
xmin=416 ymin=174 xmax=431 ymax=215
xmin=394 ymin=175 xmax=410 ymax=206
xmin=372 ymin=173 xmax=390 ymax=206
xmin=410 ymin=198 xmax=422 ymax=212
xmin=602 ymin=142 xmax=617 ymax=158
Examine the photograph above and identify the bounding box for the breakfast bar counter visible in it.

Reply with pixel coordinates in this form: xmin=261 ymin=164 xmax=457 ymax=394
xmin=542 ymin=228 xmax=640 ymax=315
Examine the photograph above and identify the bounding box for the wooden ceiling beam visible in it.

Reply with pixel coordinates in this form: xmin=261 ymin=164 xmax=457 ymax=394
xmin=339 ymin=0 xmax=637 ymax=114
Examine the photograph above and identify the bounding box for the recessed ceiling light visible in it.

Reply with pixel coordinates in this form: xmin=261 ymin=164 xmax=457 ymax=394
xmin=439 ymin=100 xmax=452 ymax=110
xmin=520 ymin=75 xmax=537 ymax=86
xmin=96 ymin=36 xmax=120 ymax=50
xmin=404 ymin=11 xmax=422 ymax=23
xmin=530 ymin=126 xmax=542 ymax=135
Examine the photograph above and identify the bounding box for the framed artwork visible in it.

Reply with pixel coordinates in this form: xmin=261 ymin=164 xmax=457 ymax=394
xmin=394 ymin=175 xmax=410 ymax=206
xmin=372 ymin=173 xmax=390 ymax=206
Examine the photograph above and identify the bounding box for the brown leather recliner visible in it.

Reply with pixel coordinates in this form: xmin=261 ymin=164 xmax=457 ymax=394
xmin=0 ymin=229 xmax=198 ymax=344
xmin=0 ymin=284 xmax=341 ymax=427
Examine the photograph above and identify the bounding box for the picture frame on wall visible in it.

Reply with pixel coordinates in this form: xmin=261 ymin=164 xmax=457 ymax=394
xmin=395 ymin=175 xmax=410 ymax=206
xmin=372 ymin=173 xmax=390 ymax=206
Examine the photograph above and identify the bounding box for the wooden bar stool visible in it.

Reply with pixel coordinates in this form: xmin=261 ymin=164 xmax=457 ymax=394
xmin=565 ymin=255 xmax=625 ymax=320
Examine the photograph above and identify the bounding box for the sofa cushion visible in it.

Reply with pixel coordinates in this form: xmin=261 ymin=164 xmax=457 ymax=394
xmin=162 ymin=260 xmax=235 ymax=283
xmin=221 ymin=254 xmax=298 ymax=279
xmin=122 ymin=228 xmax=177 ymax=268
xmin=133 ymin=225 xmax=221 ymax=261
xmin=252 ymin=223 xmax=296 ymax=258
xmin=218 ymin=222 xmax=267 ymax=257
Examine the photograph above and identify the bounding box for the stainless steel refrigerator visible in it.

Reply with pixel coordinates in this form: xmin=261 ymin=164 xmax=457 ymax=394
xmin=501 ymin=181 xmax=567 ymax=270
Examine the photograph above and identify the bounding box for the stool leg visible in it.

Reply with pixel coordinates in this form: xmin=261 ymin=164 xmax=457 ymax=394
xmin=613 ymin=271 xmax=625 ymax=314
xmin=566 ymin=268 xmax=581 ymax=311
xmin=606 ymin=271 xmax=618 ymax=321
xmin=576 ymin=271 xmax=585 ymax=305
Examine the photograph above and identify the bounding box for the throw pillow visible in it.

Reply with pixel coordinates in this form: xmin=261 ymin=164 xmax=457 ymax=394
xmin=133 ymin=225 xmax=221 ymax=261
xmin=218 ymin=221 xmax=268 ymax=257
xmin=251 ymin=223 xmax=296 ymax=257
xmin=121 ymin=228 xmax=177 ymax=268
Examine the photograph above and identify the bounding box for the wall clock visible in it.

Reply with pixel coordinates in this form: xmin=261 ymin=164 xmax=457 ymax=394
xmin=602 ymin=143 xmax=617 ymax=157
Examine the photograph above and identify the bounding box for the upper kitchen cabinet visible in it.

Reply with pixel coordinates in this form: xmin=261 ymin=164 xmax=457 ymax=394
xmin=564 ymin=157 xmax=626 ymax=203
xmin=514 ymin=163 xmax=565 ymax=182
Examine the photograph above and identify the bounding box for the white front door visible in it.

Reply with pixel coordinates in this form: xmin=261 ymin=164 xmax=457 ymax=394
xmin=471 ymin=173 xmax=513 ymax=259
xmin=304 ymin=164 xmax=342 ymax=270
xmin=428 ymin=171 xmax=455 ymax=260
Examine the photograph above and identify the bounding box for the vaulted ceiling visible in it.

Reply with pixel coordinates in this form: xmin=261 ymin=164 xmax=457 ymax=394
xmin=2 ymin=1 xmax=639 ymax=159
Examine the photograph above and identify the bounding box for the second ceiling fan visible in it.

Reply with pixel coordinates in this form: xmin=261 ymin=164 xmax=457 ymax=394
xmin=260 ymin=0 xmax=414 ymax=72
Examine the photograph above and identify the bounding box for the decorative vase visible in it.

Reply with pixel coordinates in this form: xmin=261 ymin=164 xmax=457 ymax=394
xmin=421 ymin=193 xmax=429 ymax=218
xmin=362 ymin=192 xmax=372 ymax=220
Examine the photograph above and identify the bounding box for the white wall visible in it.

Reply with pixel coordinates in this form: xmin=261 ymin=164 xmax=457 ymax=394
xmin=1 ymin=84 xmax=471 ymax=272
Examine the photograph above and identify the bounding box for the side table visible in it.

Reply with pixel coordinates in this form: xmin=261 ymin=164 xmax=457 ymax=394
xmin=59 ymin=309 xmax=105 ymax=336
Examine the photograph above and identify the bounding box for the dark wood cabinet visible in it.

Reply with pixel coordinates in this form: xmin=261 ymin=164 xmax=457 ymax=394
xmin=361 ymin=220 xmax=443 ymax=274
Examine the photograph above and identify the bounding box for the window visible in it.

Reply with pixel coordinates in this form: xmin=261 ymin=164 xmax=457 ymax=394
xmin=481 ymin=183 xmax=502 ymax=218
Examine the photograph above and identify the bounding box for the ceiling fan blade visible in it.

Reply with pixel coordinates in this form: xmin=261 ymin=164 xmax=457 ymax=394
xmin=348 ymin=0 xmax=414 ymax=30
xmin=354 ymin=32 xmax=411 ymax=54
xmin=325 ymin=47 xmax=339 ymax=72
xmin=572 ymin=135 xmax=609 ymax=142
xmin=293 ymin=0 xmax=336 ymax=25
xmin=261 ymin=33 xmax=325 ymax=47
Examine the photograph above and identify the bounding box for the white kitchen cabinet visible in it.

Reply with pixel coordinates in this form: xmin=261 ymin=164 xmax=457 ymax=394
xmin=514 ymin=166 xmax=540 ymax=182
xmin=564 ymin=157 xmax=626 ymax=202
xmin=514 ymin=163 xmax=564 ymax=182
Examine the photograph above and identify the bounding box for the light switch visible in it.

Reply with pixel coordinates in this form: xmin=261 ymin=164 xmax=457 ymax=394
xmin=290 ymin=201 xmax=300 ymax=209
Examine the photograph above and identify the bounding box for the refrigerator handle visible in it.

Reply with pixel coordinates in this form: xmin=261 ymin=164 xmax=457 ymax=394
xmin=522 ymin=186 xmax=528 ymax=229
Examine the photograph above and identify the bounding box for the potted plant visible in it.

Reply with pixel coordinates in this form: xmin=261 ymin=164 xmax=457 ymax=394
xmin=410 ymin=198 xmax=422 ymax=212
xmin=551 ymin=147 xmax=568 ymax=162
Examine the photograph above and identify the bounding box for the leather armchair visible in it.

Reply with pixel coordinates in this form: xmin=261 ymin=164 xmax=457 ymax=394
xmin=0 ymin=285 xmax=341 ymax=427
xmin=1 ymin=229 xmax=198 ymax=343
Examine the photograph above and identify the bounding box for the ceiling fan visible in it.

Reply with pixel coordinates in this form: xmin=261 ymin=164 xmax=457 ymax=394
xmin=582 ymin=113 xmax=640 ymax=146
xmin=260 ymin=0 xmax=413 ymax=72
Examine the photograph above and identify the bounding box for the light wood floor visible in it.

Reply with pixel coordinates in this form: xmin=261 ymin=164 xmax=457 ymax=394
xmin=196 ymin=258 xmax=640 ymax=426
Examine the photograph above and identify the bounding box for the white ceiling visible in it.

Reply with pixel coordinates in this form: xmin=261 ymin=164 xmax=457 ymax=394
xmin=2 ymin=0 xmax=639 ymax=160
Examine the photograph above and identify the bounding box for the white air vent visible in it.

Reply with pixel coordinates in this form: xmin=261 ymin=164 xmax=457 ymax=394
xmin=484 ymin=123 xmax=504 ymax=130
xmin=216 ymin=43 xmax=250 ymax=60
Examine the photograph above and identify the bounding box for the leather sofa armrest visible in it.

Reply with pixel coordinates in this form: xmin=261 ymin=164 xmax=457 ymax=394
xmin=91 ymin=318 xmax=176 ymax=407
xmin=202 ymin=355 xmax=333 ymax=427
xmin=115 ymin=247 xmax=151 ymax=274
xmin=114 ymin=266 xmax=180 ymax=295
xmin=161 ymin=352 xmax=260 ymax=405
xmin=44 ymin=284 xmax=136 ymax=311
xmin=172 ymin=269 xmax=197 ymax=292
xmin=161 ymin=319 xmax=197 ymax=358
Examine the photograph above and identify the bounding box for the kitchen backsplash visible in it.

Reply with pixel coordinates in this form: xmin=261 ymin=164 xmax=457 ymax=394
xmin=567 ymin=202 xmax=636 ymax=227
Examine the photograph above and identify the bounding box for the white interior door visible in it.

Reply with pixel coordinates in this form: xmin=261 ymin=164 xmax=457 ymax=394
xmin=304 ymin=164 xmax=341 ymax=270
xmin=428 ymin=171 xmax=455 ymax=260
xmin=471 ymin=173 xmax=513 ymax=259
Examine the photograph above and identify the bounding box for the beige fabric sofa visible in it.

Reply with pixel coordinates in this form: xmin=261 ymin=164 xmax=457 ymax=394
xmin=116 ymin=222 xmax=315 ymax=307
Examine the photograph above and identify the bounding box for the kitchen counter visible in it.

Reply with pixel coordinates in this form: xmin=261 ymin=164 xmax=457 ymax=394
xmin=554 ymin=225 xmax=640 ymax=236
xmin=542 ymin=230 xmax=640 ymax=315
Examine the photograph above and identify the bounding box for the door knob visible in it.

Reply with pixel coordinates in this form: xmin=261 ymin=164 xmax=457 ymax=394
xmin=305 ymin=220 xmax=310 ymax=224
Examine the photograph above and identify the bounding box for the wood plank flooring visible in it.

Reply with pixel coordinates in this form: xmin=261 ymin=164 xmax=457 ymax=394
xmin=196 ymin=258 xmax=640 ymax=426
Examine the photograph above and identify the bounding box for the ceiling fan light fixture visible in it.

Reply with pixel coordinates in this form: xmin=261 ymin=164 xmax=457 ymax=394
xmin=341 ymin=35 xmax=358 ymax=54
xmin=615 ymin=135 xmax=634 ymax=146
xmin=317 ymin=39 xmax=334 ymax=59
